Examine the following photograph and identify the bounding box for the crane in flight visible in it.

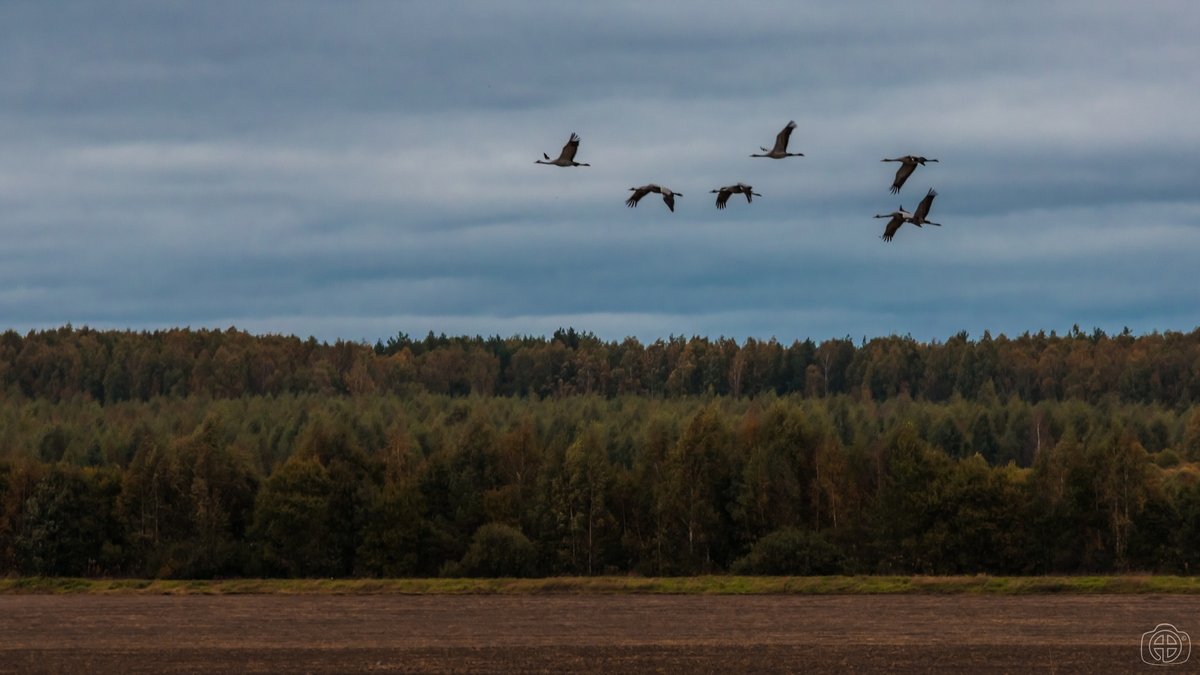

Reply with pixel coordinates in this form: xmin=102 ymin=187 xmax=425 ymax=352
xmin=875 ymin=189 xmax=942 ymax=241
xmin=711 ymin=183 xmax=762 ymax=209
xmin=907 ymin=189 xmax=942 ymax=228
xmin=626 ymin=184 xmax=683 ymax=212
xmin=881 ymin=155 xmax=937 ymax=193
xmin=875 ymin=206 xmax=914 ymax=242
xmin=536 ymin=133 xmax=590 ymax=167
xmin=750 ymin=121 xmax=804 ymax=159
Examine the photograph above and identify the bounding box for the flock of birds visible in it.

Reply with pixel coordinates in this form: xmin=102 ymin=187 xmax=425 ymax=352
xmin=535 ymin=122 xmax=942 ymax=242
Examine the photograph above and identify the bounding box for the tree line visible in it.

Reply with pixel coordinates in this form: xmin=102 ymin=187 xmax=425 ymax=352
xmin=3 ymin=325 xmax=1200 ymax=406
xmin=2 ymin=391 xmax=1199 ymax=578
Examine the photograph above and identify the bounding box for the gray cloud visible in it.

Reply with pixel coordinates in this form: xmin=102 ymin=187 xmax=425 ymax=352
xmin=0 ymin=1 xmax=1197 ymax=343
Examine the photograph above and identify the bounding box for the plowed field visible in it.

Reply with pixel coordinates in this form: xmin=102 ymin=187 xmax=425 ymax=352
xmin=2 ymin=594 xmax=1195 ymax=673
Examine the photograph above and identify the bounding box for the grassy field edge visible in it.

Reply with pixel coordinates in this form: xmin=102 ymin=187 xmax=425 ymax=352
xmin=3 ymin=575 xmax=1200 ymax=595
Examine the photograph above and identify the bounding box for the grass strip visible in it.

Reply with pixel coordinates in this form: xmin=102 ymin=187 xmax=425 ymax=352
xmin=3 ymin=575 xmax=1200 ymax=595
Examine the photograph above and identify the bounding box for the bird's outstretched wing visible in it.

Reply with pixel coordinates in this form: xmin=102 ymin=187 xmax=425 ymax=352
xmin=891 ymin=161 xmax=917 ymax=194
xmin=662 ymin=192 xmax=677 ymax=212
xmin=773 ymin=121 xmax=797 ymax=153
xmin=912 ymin=188 xmax=937 ymax=222
xmin=557 ymin=133 xmax=581 ymax=162
xmin=714 ymin=188 xmax=732 ymax=209
xmin=882 ymin=214 xmax=905 ymax=241
xmin=625 ymin=185 xmax=656 ymax=208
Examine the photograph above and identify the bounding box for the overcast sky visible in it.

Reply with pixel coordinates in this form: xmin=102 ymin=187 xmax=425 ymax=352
xmin=1 ymin=2 xmax=1197 ymax=344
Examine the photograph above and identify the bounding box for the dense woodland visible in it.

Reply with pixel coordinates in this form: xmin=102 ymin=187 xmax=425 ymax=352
xmin=2 ymin=325 xmax=1200 ymax=578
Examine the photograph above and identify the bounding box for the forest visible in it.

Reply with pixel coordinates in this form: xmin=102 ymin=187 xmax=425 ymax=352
xmin=1 ymin=325 xmax=1200 ymax=579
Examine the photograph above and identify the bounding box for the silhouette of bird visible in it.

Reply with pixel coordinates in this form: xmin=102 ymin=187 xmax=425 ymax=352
xmin=750 ymin=121 xmax=804 ymax=159
xmin=536 ymin=133 xmax=590 ymax=167
xmin=881 ymin=155 xmax=937 ymax=193
xmin=711 ymin=183 xmax=762 ymax=209
xmin=906 ymin=188 xmax=941 ymax=228
xmin=626 ymin=184 xmax=682 ymax=212
xmin=875 ymin=206 xmax=914 ymax=241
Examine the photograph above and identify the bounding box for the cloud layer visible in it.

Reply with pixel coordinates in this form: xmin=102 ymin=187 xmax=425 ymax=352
xmin=1 ymin=2 xmax=1197 ymax=343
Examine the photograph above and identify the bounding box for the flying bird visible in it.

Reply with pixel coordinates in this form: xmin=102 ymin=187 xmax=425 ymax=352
xmin=536 ymin=133 xmax=590 ymax=167
xmin=881 ymin=155 xmax=938 ymax=193
xmin=874 ymin=206 xmax=914 ymax=242
xmin=907 ymin=188 xmax=941 ymax=228
xmin=750 ymin=121 xmax=804 ymax=159
xmin=711 ymin=183 xmax=762 ymax=209
xmin=626 ymin=184 xmax=683 ymax=212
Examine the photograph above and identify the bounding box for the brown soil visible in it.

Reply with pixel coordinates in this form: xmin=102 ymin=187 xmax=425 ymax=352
xmin=2 ymin=594 xmax=1195 ymax=673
